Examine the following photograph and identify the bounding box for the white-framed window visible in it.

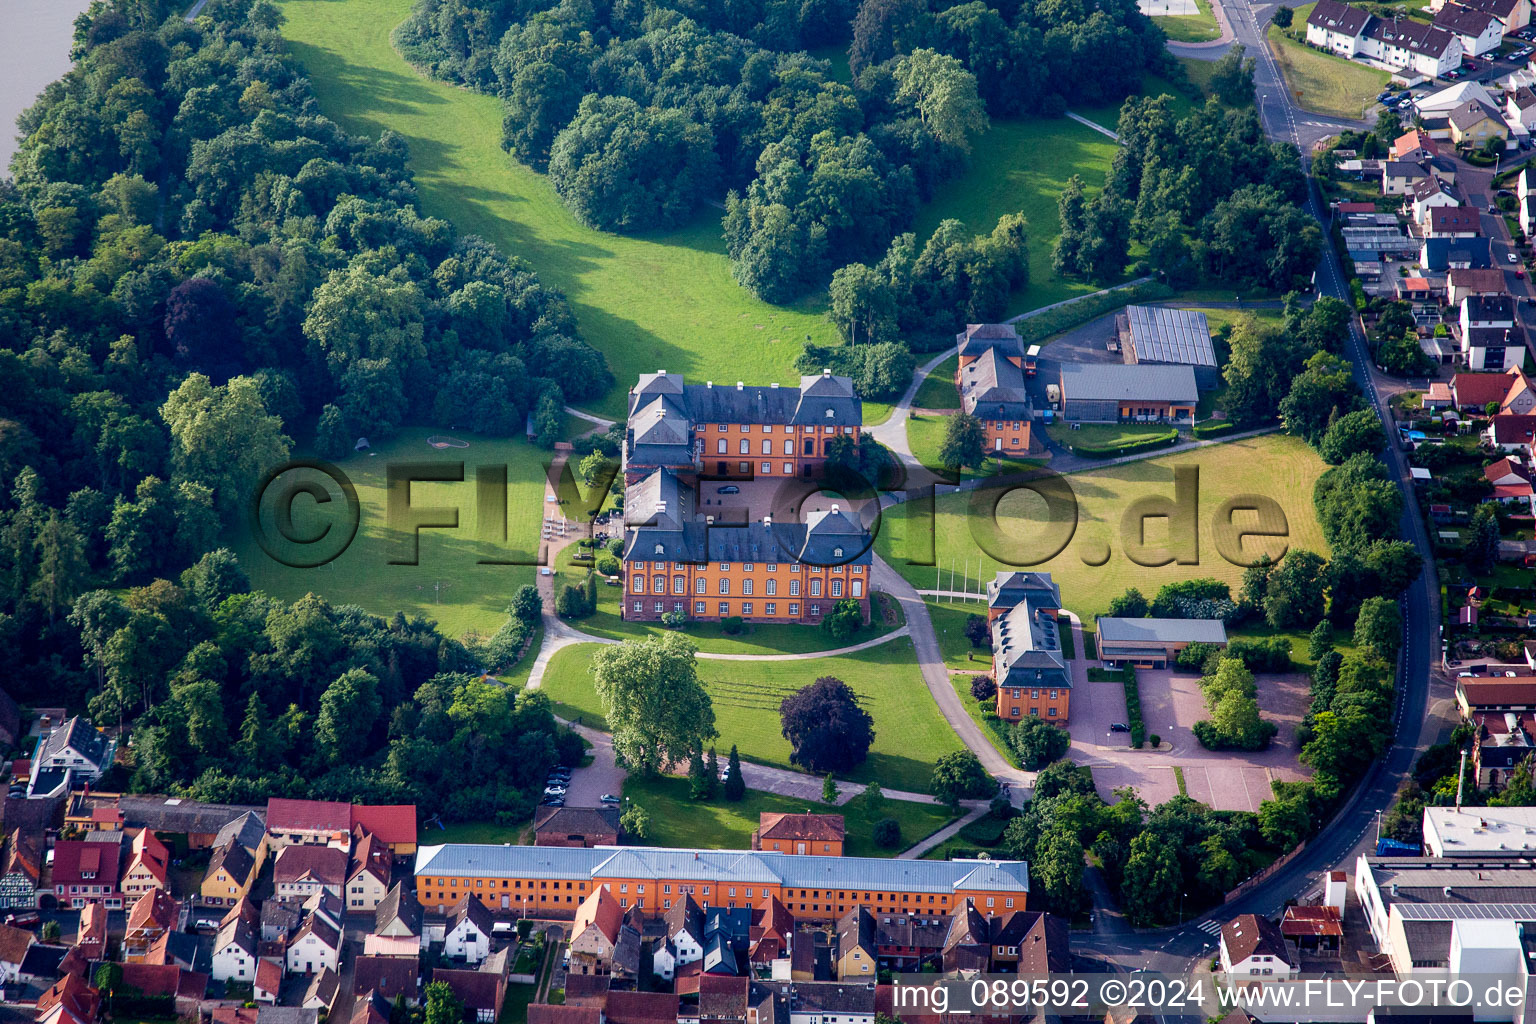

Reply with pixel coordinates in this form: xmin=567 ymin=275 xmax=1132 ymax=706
xmin=632 ymin=576 xmax=644 ymax=593
xmin=719 ymin=602 xmax=729 ymax=615
xmin=743 ymin=579 xmax=754 ymax=595
xmin=742 ymin=602 xmax=753 ymax=615
xmin=783 ymin=440 xmax=794 ymax=455
xmin=673 ymin=577 xmax=685 ymax=594
xmin=696 ymin=578 xmax=707 ymax=594
xmin=852 ymin=581 xmax=863 ymax=597
xmin=790 ymin=580 xmax=800 ymax=596
xmin=789 ymin=604 xmax=799 ymax=615
xmin=766 ymin=580 xmax=776 ymax=595
xmin=783 ymin=462 xmax=793 ymax=474
xmin=695 ymin=601 xmax=706 ymax=614
xmin=633 ymin=601 xmax=642 ymax=612
xmin=831 ymin=580 xmax=842 ymax=597
xmin=720 ymin=562 xmax=730 ymax=571
xmin=653 ymin=576 xmax=665 ymax=594
xmin=739 ymin=439 xmax=750 ymax=454
xmin=762 ymin=440 xmax=772 ymax=454
xmin=810 ymin=580 xmax=823 ymax=596
xmin=765 ymin=603 xmax=776 ymax=615
xmin=719 ymin=578 xmax=730 ymax=594
xmin=717 ymin=438 xmax=727 ymax=453
xmin=762 ymin=462 xmax=771 ymax=474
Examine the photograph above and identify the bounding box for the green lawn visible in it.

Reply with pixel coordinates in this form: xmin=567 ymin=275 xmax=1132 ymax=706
xmin=1268 ymin=6 xmax=1391 ymax=120
xmin=913 ymin=356 xmax=960 ymax=410
xmin=539 ymin=640 xmax=966 ymax=792
xmin=622 ymin=775 xmax=957 ymax=858
xmin=1146 ymin=0 xmax=1222 ymax=43
xmin=1044 ymin=422 xmax=1183 ymax=448
xmin=948 ymin=675 xmax=1020 ymax=769
xmin=874 ymin=433 xmax=1331 ymax=620
xmin=921 ymin=813 xmax=1013 ymax=861
xmin=419 ymin=820 xmax=527 ymax=845
xmin=915 ymin=118 xmax=1121 ymax=316
xmin=1073 ymin=74 xmax=1200 ymax=132
xmin=551 ymin=543 xmax=906 ymax=656
xmin=1178 ymin=57 xmax=1220 ymax=99
xmin=228 ymin=427 xmax=544 ymax=638
xmin=277 ymin=0 xmax=840 ymax=420
xmin=927 ymin=600 xmax=992 ymax=671
xmin=907 ymin=413 xmax=950 ymax=474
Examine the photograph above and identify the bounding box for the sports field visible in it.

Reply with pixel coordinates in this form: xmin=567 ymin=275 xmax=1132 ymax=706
xmin=538 ymin=640 xmax=966 ymax=793
xmin=228 ymin=427 xmax=545 ymax=638
xmin=874 ymin=433 xmax=1331 ymax=619
xmin=277 ymin=0 xmax=1130 ymax=417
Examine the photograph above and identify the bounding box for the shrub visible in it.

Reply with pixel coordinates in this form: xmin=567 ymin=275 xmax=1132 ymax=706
xmin=963 ymin=613 xmax=992 ymax=649
xmin=1226 ymin=636 xmax=1293 ymax=672
xmin=556 ymin=582 xmax=592 ymax=618
xmin=1174 ymin=641 xmax=1219 ymax=670
xmin=1008 ymin=717 xmax=1071 ymax=769
xmin=660 ymin=610 xmax=687 ymax=628
xmin=1149 ymin=733 xmax=1161 ymax=748
xmin=596 ymin=554 xmax=620 ymax=576
xmin=1123 ymin=667 xmax=1146 ymax=748
xmin=873 ymin=818 xmax=902 ymax=848
xmin=722 ymin=615 xmax=744 ymax=634
xmin=1070 ymin=430 xmax=1179 ymax=458
xmin=970 ymin=675 xmax=997 ymax=701
xmin=1194 ymin=421 xmax=1236 ymax=439
xmin=607 ymin=538 xmax=624 ymax=556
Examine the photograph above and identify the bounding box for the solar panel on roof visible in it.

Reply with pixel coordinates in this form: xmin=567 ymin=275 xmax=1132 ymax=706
xmin=1125 ymin=305 xmax=1217 ymax=368
xmin=1395 ymin=902 xmax=1536 ymax=920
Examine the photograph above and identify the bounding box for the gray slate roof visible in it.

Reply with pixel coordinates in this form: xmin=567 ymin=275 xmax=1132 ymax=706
xmin=623 ymin=497 xmax=872 ymax=568
xmin=1058 ymin=363 xmax=1198 ymax=404
xmin=36 ymin=717 xmax=111 ymax=768
xmin=955 ymin=323 xmax=1025 ymax=360
xmin=959 ymin=348 xmax=1030 ymax=420
xmin=1095 ymin=617 xmax=1228 ymax=646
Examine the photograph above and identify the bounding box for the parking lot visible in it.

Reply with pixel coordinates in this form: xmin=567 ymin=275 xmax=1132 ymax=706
xmin=1066 ymin=655 xmax=1313 ymax=813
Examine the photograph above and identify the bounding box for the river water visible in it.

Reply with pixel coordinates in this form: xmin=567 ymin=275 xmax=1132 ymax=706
xmin=1 ymin=0 xmax=97 ymax=171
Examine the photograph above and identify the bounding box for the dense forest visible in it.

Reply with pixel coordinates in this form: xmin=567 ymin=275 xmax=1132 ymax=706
xmin=395 ymin=0 xmax=1171 ymax=304
xmin=0 ymin=0 xmax=587 ymax=817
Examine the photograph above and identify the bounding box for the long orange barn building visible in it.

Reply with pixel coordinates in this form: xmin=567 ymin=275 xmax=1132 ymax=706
xmin=413 ymin=845 xmax=1030 ymax=921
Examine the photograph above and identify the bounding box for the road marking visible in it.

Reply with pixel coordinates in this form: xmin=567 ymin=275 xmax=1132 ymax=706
xmin=1196 ymin=919 xmax=1224 ymax=936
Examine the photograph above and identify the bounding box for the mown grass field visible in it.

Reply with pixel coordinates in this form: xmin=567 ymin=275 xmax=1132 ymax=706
xmin=948 ymin=676 xmax=1020 ymax=768
xmin=538 ymin=640 xmax=965 ymax=793
xmin=913 ymin=356 xmax=960 ymax=410
xmin=278 ymin=0 xmax=1132 ymax=417
xmin=874 ymin=433 xmax=1331 ymax=619
xmin=1268 ymin=5 xmax=1391 ymax=120
xmin=228 ymin=427 xmax=545 ymax=638
xmin=1044 ymin=422 xmax=1181 ymax=448
xmin=927 ymin=599 xmax=993 ymax=671
xmin=623 ymin=776 xmax=956 ymax=857
xmin=1147 ymin=0 xmax=1223 ymax=42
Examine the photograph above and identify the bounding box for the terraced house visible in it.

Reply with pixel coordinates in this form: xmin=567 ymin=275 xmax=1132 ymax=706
xmin=412 ymin=846 xmax=1030 ymax=922
xmin=621 ymin=370 xmax=873 ymax=626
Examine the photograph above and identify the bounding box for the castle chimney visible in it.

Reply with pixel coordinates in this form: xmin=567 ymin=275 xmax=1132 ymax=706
xmin=707 ymin=381 xmax=713 ymax=388
xmin=737 ymin=382 xmax=745 ymax=390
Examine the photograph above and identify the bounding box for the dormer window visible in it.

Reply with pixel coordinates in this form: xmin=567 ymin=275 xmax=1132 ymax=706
xmin=833 ymin=547 xmax=844 ymax=558
xmin=654 ymin=544 xmax=665 ymax=555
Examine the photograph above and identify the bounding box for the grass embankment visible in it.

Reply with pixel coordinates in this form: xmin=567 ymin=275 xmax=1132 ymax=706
xmin=622 ymin=776 xmax=956 ymax=857
xmin=874 ymin=433 xmax=1331 ymax=619
xmin=539 ymin=640 xmax=965 ymax=793
xmin=1268 ymin=4 xmax=1391 ymax=120
xmin=1146 ymin=0 xmax=1223 ymax=43
xmin=230 ymin=427 xmax=545 ymax=638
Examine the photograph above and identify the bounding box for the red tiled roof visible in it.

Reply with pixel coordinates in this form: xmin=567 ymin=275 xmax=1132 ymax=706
xmin=267 ymin=798 xmax=351 ymax=834
xmin=351 ymin=805 xmax=417 ymax=845
xmin=256 ymin=958 xmax=282 ymax=994
xmin=757 ymin=813 xmax=845 ymax=843
xmin=1337 ymin=202 xmax=1376 ymax=213
xmin=604 ymin=992 xmax=679 ymax=1024
xmin=120 ymin=963 xmax=206 ymax=1000
xmin=1394 ymin=129 xmax=1441 ymax=159
xmin=573 ymin=887 xmax=623 ymax=945
xmin=1491 ymin=414 xmax=1536 ymax=447
xmin=274 ymin=844 xmax=349 ymax=886
xmin=1457 ymin=372 xmax=1520 ymax=409
xmin=51 ymin=840 xmax=121 ymax=887
xmin=126 ymin=889 xmax=179 ymax=936
xmin=0 ymin=922 xmax=32 ymax=966
xmin=1280 ymin=905 xmax=1343 ymax=938
xmin=529 ymin=1007 xmax=601 ymax=1024
xmin=38 ymin=972 xmax=99 ymax=1024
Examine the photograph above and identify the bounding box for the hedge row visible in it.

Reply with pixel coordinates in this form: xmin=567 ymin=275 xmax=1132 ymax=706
xmin=1070 ymin=430 xmax=1179 ymax=458
xmin=1193 ymin=421 xmax=1235 ymax=439
xmin=1123 ymin=666 xmax=1146 ymax=749
xmin=1014 ymin=280 xmax=1175 ymax=348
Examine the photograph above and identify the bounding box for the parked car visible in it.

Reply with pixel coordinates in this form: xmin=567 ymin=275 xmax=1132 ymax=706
xmin=718 ymin=485 xmax=740 ymax=495
xmin=1109 ymin=723 xmax=1130 ymax=732
xmin=1377 ymin=89 xmax=1394 ymax=102
xmin=599 ymin=794 xmax=621 ymax=804
xmin=1509 ymin=252 xmax=1520 ymax=263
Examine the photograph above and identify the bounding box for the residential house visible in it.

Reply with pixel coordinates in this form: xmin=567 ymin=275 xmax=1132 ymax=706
xmin=990 ymin=911 xmax=1070 ymax=974
xmin=942 ymin=902 xmax=991 ymax=973
xmin=202 ymin=835 xmax=259 ymax=908
xmin=563 ymin=974 xmax=611 ymax=1008
xmin=375 ymin=883 xmax=424 ymax=940
xmin=605 ymin=992 xmax=679 ymax=1024
xmin=1461 ymin=293 xmax=1521 ymax=371
xmin=1421 ymin=235 xmax=1492 ymax=271
xmin=835 ymin=908 xmax=877 ymax=980
xmin=112 ymin=796 xmax=263 ymax=850
xmin=1512 ymin=85 xmax=1536 ymax=133
xmin=346 ymin=829 xmax=392 ymax=911
xmin=1435 ymin=2 xmax=1505 ymax=53
xmin=1393 ymin=129 xmax=1442 ymax=162
xmin=212 ymin=915 xmax=259 ymax=983
xmin=529 ymin=1008 xmax=602 ymax=1024
xmin=657 ymin=894 xmax=706 ymax=979
xmin=1454 ymin=368 xmax=1528 ymax=410
xmin=533 ymin=806 xmax=621 ymax=849
xmin=788 ymin=980 xmax=876 ymax=1024
xmin=0 ymin=829 xmax=41 ymax=909
xmin=698 ymin=975 xmax=749 ymax=1024
xmin=444 ymin=893 xmax=495 ymax=964
xmin=1447 ymin=268 xmax=1508 ymax=306
xmin=352 ymin=956 xmax=420 ymax=1004
xmin=286 ymin=913 xmax=341 ymax=975
xmin=1487 ymin=413 xmax=1536 ymax=453
xmin=1450 ymin=98 xmax=1508 ymax=148
xmin=123 ymin=889 xmax=180 ymax=960
xmin=1220 ymin=915 xmax=1298 ymax=977
xmin=36 ymin=972 xmax=101 ymax=1024
xmin=74 ymin=903 xmax=107 ymax=960
xmin=1485 ymin=457 xmax=1535 ymax=510
xmin=0 ymin=922 xmax=33 ymax=985
xmin=273 ymin=844 xmax=348 ymax=901
xmin=1411 ymin=177 xmax=1466 ymax=225
xmin=1436 ymin=0 xmax=1531 ymax=33
xmin=434 ymin=949 xmax=510 ymax=1023
xmin=255 ymin=959 xmax=283 ymax=1004
xmin=749 ymin=895 xmax=795 ymax=966
xmin=302 ymin=969 xmax=342 ymax=1016
xmin=216 ymin=810 xmax=269 ymax=864
xmin=751 ymin=814 xmax=845 ymax=857
xmin=1307 ymin=0 xmax=1464 ymax=75
xmin=350 ymin=806 xmax=419 ymax=858
xmin=29 ymin=717 xmax=115 ymax=797
xmin=873 ymin=916 xmax=946 ymax=971
xmin=1096 ymin=617 xmax=1229 ymax=669
xmin=18 ymin=943 xmax=70 ymax=985
xmin=988 ymin=571 xmax=1071 ymax=724
xmin=121 ymin=828 xmax=170 ymax=899
xmin=261 ymin=901 xmax=301 ymax=943
xmin=1424 ymin=205 xmax=1481 ymax=237
xmin=1383 ymin=160 xmax=1431 ymax=195
xmin=51 ymin=836 xmax=124 ymax=909
xmin=119 ymin=963 xmax=209 ymax=1015
xmin=352 ymin=991 xmax=393 ymax=1024
xmin=266 ymin=799 xmax=352 ymax=849
xmin=144 ymin=930 xmax=210 ymax=974
xmin=569 ymin=887 xmax=625 ymax=976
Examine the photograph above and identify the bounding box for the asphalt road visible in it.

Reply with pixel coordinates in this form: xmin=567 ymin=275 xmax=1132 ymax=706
xmin=1075 ymin=0 xmax=1445 ymax=978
